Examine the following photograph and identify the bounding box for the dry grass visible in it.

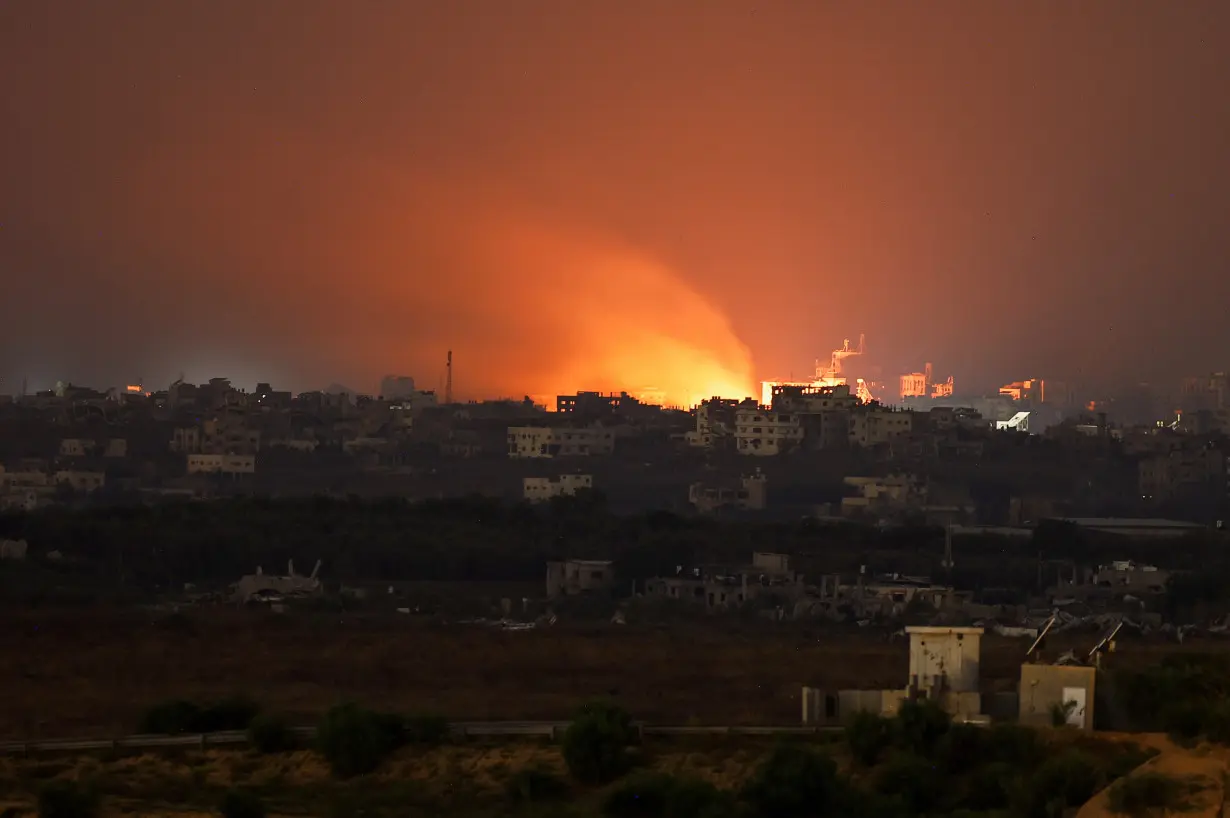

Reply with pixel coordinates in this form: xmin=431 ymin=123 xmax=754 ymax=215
xmin=0 ymin=728 xmax=1167 ymax=817
xmin=2 ymin=606 xmax=1228 ymax=738
xmin=0 ymin=736 xmax=807 ymax=816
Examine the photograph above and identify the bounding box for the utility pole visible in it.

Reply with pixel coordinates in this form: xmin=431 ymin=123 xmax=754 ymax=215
xmin=444 ymin=349 xmax=453 ymax=405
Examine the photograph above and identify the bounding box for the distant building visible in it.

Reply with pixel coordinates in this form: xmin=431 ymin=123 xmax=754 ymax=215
xmin=734 ymin=408 xmax=803 ymax=455
xmin=524 ymin=474 xmax=593 ymax=503
xmin=849 ymin=407 xmax=914 ymax=447
xmin=685 ymin=397 xmax=754 ymax=449
xmin=380 ymin=375 xmax=417 ymax=401
xmin=841 ymin=474 xmax=924 ymax=516
xmin=1050 ymin=517 xmax=1206 ymax=540
xmin=186 ymin=454 xmax=256 ymax=475
xmin=546 ymin=559 xmax=615 ymax=598
xmin=507 ymin=426 xmax=615 ymax=458
xmin=643 ymin=551 xmax=801 ymax=610
xmin=58 ymin=438 xmax=96 ymax=457
xmin=53 ymin=470 xmax=105 ymax=493
xmin=689 ymin=470 xmax=768 ymax=513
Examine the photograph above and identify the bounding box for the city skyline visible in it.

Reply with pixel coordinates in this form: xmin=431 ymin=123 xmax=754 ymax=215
xmin=3 ymin=2 xmax=1229 ymax=402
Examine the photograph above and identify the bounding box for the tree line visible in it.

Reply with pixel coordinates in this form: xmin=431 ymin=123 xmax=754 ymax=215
xmin=0 ymin=494 xmax=1226 ymax=597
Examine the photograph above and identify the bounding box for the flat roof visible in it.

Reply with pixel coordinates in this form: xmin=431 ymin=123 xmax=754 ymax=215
xmin=904 ymin=626 xmax=985 ymax=635
xmin=1058 ymin=517 xmax=1204 ymax=529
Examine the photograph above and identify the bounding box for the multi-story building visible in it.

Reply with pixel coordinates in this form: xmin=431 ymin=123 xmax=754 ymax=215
xmin=523 ymin=474 xmax=593 ymax=503
xmin=734 ymin=408 xmax=804 ymax=455
xmin=58 ymin=438 xmax=96 ymax=457
xmin=1138 ymin=444 xmax=1225 ymax=502
xmin=507 ymin=426 xmax=616 ymax=458
xmin=689 ymin=470 xmax=768 ymax=513
xmin=379 ymin=375 xmax=417 ymax=401
xmin=841 ymin=474 xmax=925 ymax=516
xmin=849 ymin=407 xmax=914 ymax=447
xmin=685 ymin=397 xmax=754 ymax=448
xmin=53 ymin=470 xmax=106 ymax=493
xmin=186 ymin=454 xmax=256 ymax=475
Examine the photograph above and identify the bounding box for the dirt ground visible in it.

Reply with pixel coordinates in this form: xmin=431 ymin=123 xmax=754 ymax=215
xmin=2 ymin=607 xmax=1227 ymax=739
xmin=1076 ymin=734 xmax=1230 ymax=818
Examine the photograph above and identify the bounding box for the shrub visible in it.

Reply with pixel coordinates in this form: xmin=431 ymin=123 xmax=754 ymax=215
xmin=403 ymin=714 xmax=450 ymax=745
xmin=874 ymin=753 xmax=942 ymax=814
xmin=138 ymin=699 xmax=202 ymax=734
xmin=316 ymin=703 xmax=406 ymax=778
xmin=894 ymin=699 xmax=951 ymax=755
xmin=506 ymin=765 xmax=570 ymax=806
xmin=198 ymin=695 xmax=261 ymax=732
xmin=1161 ymin=700 xmax=1206 ymax=742
xmin=602 ymin=772 xmax=733 ymax=817
xmin=741 ymin=743 xmax=841 ymax=818
xmin=138 ymin=696 xmax=260 ymax=735
xmin=1104 ymin=745 xmax=1160 ymax=781
xmin=937 ymin=723 xmax=989 ymax=774
xmin=248 ymin=713 xmax=297 ymax=754
xmin=1107 ymin=772 xmax=1187 ymax=817
xmin=1051 ymin=700 xmax=1078 ymax=727
xmin=846 ymin=711 xmax=895 ymax=767
xmin=561 ymin=701 xmax=638 ymax=785
xmin=1017 ymin=751 xmax=1103 ymax=818
xmin=220 ymin=789 xmax=266 ymax=818
xmin=965 ymin=762 xmax=1016 ymax=811
xmin=37 ymin=780 xmax=99 ymax=818
xmin=983 ymin=723 xmax=1044 ymax=767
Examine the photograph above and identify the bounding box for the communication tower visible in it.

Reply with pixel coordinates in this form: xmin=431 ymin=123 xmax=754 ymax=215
xmin=445 ymin=349 xmax=453 ymax=405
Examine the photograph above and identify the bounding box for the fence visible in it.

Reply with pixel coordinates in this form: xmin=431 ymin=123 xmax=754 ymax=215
xmin=0 ymin=721 xmax=841 ymax=755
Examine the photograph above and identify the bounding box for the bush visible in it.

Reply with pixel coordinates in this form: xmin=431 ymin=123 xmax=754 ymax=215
xmin=965 ymin=762 xmax=1016 ymax=811
xmin=603 ymin=772 xmax=734 ymax=817
xmin=37 ymin=780 xmax=99 ymax=818
xmin=506 ymin=765 xmax=570 ymax=806
xmin=983 ymin=723 xmax=1044 ymax=767
xmin=937 ymin=723 xmax=989 ymax=774
xmin=561 ymin=701 xmax=638 ymax=785
xmin=198 ymin=695 xmax=261 ymax=732
xmin=316 ymin=703 xmax=406 ymax=778
xmin=1017 ymin=751 xmax=1103 ymax=818
xmin=1107 ymin=772 xmax=1187 ymax=817
xmin=138 ymin=696 xmax=260 ymax=735
xmin=846 ymin=711 xmax=895 ymax=767
xmin=403 ymin=714 xmax=450 ymax=745
xmin=894 ymin=699 xmax=951 ymax=755
xmin=138 ymin=699 xmax=202 ymax=734
xmin=874 ymin=753 xmax=942 ymax=814
xmin=220 ymin=789 xmax=266 ymax=818
xmin=248 ymin=713 xmax=297 ymax=754
xmin=1104 ymin=744 xmax=1160 ymax=781
xmin=741 ymin=743 xmax=842 ymax=818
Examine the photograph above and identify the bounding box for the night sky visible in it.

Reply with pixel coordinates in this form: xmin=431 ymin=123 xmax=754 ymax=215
xmin=2 ymin=2 xmax=1228 ymax=403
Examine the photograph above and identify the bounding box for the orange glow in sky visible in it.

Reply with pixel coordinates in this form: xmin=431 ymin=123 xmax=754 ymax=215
xmin=480 ymin=222 xmax=758 ymax=409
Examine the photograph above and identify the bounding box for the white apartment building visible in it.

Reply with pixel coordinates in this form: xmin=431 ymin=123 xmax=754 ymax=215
xmin=734 ymin=409 xmax=804 ymax=456
xmin=524 ymin=474 xmax=594 ymax=503
xmin=186 ymin=454 xmax=256 ymax=475
xmin=507 ymin=426 xmax=615 ymax=458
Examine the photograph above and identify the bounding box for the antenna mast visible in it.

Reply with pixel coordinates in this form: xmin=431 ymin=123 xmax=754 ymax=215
xmin=445 ymin=349 xmax=453 ymax=405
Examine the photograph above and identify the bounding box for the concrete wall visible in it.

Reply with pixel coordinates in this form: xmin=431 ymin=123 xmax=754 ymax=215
xmin=907 ymin=627 xmax=982 ymax=694
xmin=1019 ymin=663 xmax=1096 ymax=730
xmin=801 ymin=687 xmax=908 ymax=724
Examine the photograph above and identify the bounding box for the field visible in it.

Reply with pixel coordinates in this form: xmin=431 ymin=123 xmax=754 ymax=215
xmin=0 ymin=727 xmax=1175 ymax=817
xmin=4 ymin=605 xmax=1228 ymax=740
